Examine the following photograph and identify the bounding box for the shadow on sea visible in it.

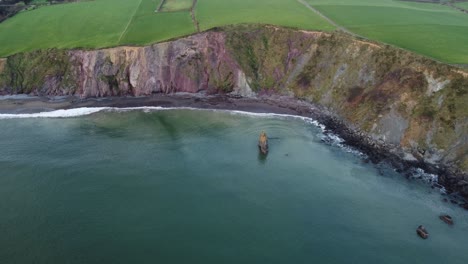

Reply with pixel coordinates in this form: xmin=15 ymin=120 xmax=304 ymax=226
xmin=257 ymin=152 xmax=267 ymax=164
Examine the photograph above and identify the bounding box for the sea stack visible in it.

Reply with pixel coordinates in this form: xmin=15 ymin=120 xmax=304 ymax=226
xmin=258 ymin=131 xmax=269 ymax=155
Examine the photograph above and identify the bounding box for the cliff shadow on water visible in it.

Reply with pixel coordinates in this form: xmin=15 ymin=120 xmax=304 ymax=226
xmin=0 ymin=25 xmax=466 ymax=199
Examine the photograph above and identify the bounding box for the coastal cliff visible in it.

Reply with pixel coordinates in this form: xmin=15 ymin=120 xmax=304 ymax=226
xmin=0 ymin=26 xmax=466 ymax=196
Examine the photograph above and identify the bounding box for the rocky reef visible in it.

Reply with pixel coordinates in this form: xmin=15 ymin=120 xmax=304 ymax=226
xmin=0 ymin=25 xmax=466 ymax=198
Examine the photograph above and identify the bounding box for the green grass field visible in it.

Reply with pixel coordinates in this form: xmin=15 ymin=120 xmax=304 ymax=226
xmin=196 ymin=0 xmax=335 ymax=32
xmin=0 ymin=0 xmax=196 ymax=55
xmin=307 ymin=0 xmax=468 ymax=64
xmin=160 ymin=0 xmax=193 ymax=12
xmin=119 ymin=0 xmax=195 ymax=45
xmin=0 ymin=0 xmax=333 ymax=57
xmin=455 ymin=2 xmax=468 ymax=10
xmin=0 ymin=0 xmax=467 ymax=64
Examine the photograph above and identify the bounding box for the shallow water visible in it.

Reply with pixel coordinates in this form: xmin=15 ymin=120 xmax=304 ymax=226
xmin=0 ymin=109 xmax=466 ymax=264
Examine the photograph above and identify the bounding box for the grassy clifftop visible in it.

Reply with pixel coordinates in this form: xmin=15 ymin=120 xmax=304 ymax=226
xmin=307 ymin=0 xmax=468 ymax=64
xmin=0 ymin=0 xmax=468 ymax=64
xmin=0 ymin=0 xmax=334 ymax=57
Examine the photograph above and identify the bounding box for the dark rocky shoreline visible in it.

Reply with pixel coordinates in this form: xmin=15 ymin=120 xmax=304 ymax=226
xmin=0 ymin=93 xmax=467 ymax=207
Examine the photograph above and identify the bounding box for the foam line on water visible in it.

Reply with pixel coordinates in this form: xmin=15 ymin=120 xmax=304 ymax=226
xmin=0 ymin=107 xmax=110 ymax=119
xmin=0 ymin=106 xmax=173 ymax=119
xmin=0 ymin=106 xmax=318 ymax=121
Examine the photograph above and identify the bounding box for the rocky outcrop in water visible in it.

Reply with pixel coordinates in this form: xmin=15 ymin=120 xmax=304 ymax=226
xmin=417 ymin=225 xmax=429 ymax=239
xmin=0 ymin=25 xmax=466 ymax=197
xmin=258 ymin=131 xmax=269 ymax=155
xmin=439 ymin=215 xmax=454 ymax=225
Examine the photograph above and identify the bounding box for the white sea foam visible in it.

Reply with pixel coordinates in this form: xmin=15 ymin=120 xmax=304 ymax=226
xmin=0 ymin=106 xmax=318 ymax=121
xmin=411 ymin=168 xmax=439 ymax=184
xmin=226 ymin=109 xmax=315 ymax=121
xmin=0 ymin=106 xmax=178 ymax=119
xmin=0 ymin=107 xmax=109 ymax=119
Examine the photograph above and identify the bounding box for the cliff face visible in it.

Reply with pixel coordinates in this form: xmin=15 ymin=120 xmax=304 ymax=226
xmin=225 ymin=27 xmax=468 ymax=171
xmin=0 ymin=32 xmax=244 ymax=97
xmin=0 ymin=26 xmax=467 ymax=188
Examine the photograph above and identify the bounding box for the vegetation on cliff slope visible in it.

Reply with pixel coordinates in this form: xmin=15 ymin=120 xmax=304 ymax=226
xmin=225 ymin=26 xmax=468 ymax=170
xmin=0 ymin=49 xmax=75 ymax=94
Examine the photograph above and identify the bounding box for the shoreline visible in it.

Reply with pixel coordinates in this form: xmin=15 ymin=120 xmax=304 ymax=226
xmin=1 ymin=93 xmax=467 ymax=206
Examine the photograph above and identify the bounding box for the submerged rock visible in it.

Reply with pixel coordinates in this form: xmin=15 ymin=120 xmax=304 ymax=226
xmin=416 ymin=225 xmax=429 ymax=239
xmin=461 ymin=203 xmax=468 ymax=210
xmin=440 ymin=215 xmax=454 ymax=225
xmin=258 ymin=131 xmax=269 ymax=155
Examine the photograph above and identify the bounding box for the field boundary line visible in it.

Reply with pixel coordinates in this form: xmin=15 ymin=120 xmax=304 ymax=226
xmin=191 ymin=0 xmax=200 ymax=32
xmin=117 ymin=0 xmax=144 ymax=43
xmin=156 ymin=0 xmax=166 ymax=13
xmin=444 ymin=2 xmax=468 ymax=14
xmin=296 ymin=0 xmax=462 ymax=66
xmin=296 ymin=0 xmax=362 ymax=38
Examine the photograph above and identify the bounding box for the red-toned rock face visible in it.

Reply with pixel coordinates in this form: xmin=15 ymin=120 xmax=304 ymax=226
xmin=69 ymin=32 xmax=242 ymax=97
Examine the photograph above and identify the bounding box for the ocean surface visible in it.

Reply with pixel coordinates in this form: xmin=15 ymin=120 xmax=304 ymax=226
xmin=0 ymin=108 xmax=466 ymax=264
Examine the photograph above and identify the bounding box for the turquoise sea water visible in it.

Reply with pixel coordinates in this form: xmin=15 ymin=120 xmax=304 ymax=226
xmin=0 ymin=108 xmax=466 ymax=264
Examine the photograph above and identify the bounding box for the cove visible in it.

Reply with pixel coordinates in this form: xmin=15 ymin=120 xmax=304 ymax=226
xmin=0 ymin=109 xmax=466 ymax=264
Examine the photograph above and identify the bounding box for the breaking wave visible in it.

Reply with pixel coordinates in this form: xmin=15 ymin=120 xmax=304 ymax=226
xmin=0 ymin=107 xmax=109 ymax=119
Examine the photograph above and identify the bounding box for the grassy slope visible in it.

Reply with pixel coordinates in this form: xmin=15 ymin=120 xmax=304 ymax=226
xmin=307 ymin=0 xmax=468 ymax=63
xmin=196 ymin=0 xmax=335 ymax=31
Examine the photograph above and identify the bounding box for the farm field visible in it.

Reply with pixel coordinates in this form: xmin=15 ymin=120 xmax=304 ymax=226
xmin=455 ymin=2 xmax=468 ymax=10
xmin=0 ymin=0 xmax=333 ymax=57
xmin=306 ymin=0 xmax=468 ymax=64
xmin=0 ymin=0 xmax=195 ymax=56
xmin=118 ymin=0 xmax=195 ymax=46
xmin=160 ymin=0 xmax=193 ymax=12
xmin=196 ymin=0 xmax=335 ymax=32
xmin=0 ymin=0 xmax=467 ymax=64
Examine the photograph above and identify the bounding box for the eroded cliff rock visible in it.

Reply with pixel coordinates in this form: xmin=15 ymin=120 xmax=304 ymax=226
xmin=224 ymin=26 xmax=467 ymax=179
xmin=0 ymin=25 xmax=466 ymax=195
xmin=0 ymin=32 xmax=246 ymax=97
